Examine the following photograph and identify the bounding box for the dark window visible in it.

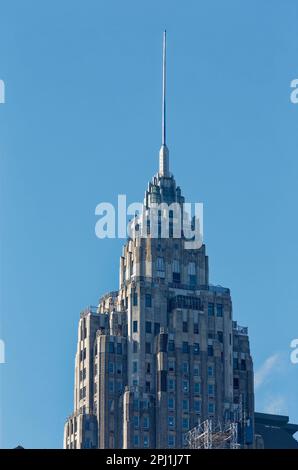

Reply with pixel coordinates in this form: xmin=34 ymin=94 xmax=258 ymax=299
xmin=240 ymin=359 xmax=246 ymax=371
xmin=233 ymin=358 xmax=238 ymax=369
xmin=194 ymin=323 xmax=199 ymax=334
xmin=145 ymin=321 xmax=152 ymax=334
xmin=145 ymin=381 xmax=151 ymax=393
xmin=109 ymin=342 xmax=115 ymax=353
xmin=116 ymin=343 xmax=122 ymax=355
xmin=146 ymin=362 xmax=151 ymax=374
xmin=182 ymin=342 xmax=189 ymax=353
xmin=217 ymin=331 xmax=223 ymax=343
xmin=216 ymin=303 xmax=223 ymax=317
xmin=189 ymin=275 xmax=196 ymax=287
xmin=133 ymin=321 xmax=138 ymax=333
xmin=182 ymin=321 xmax=188 ymax=333
xmin=168 ymin=340 xmax=175 ymax=352
xmin=133 ymin=341 xmax=138 ymax=353
xmin=208 ymin=303 xmax=214 ymax=316
xmin=145 ymin=342 xmax=151 ymax=354
xmin=194 ymin=343 xmax=200 ymax=354
xmin=207 ymin=345 xmax=214 ymax=357
xmin=173 ymin=272 xmax=181 ymax=283
xmin=145 ymin=294 xmax=152 ymax=308
xmin=133 ymin=292 xmax=138 ymax=306
xmin=233 ymin=377 xmax=239 ymax=389
xmin=154 ymin=322 xmax=160 ymax=335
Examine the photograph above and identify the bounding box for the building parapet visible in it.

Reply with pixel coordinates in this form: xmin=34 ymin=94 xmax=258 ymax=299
xmin=233 ymin=321 xmax=248 ymax=336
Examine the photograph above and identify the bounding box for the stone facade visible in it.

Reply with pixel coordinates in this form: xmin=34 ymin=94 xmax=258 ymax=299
xmin=64 ymin=168 xmax=254 ymax=449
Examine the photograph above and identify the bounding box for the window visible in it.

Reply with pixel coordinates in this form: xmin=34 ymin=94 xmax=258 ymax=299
xmin=172 ymin=260 xmax=180 ymax=283
xmin=182 ymin=380 xmax=189 ymax=393
xmin=108 ymin=381 xmax=114 ymax=393
xmin=116 ymin=343 xmax=122 ymax=355
xmin=117 ymin=382 xmax=122 ymax=393
xmin=168 ymin=378 xmax=175 ymax=391
xmin=133 ymin=361 xmax=138 ymax=373
xmin=240 ymin=359 xmax=246 ymax=371
xmin=194 ymin=363 xmax=200 ymax=376
xmin=208 ymin=303 xmax=215 ymax=316
xmin=168 ymin=340 xmax=175 ymax=351
xmin=233 ymin=378 xmax=239 ymax=389
xmin=188 ymin=262 xmax=196 ymax=287
xmin=182 ymin=342 xmax=189 ymax=353
xmin=145 ymin=342 xmax=151 ymax=354
xmin=208 ymin=403 xmax=215 ymax=414
xmin=145 ymin=381 xmax=151 ymax=393
xmin=168 ymin=397 xmax=175 ymax=410
xmin=133 ymin=341 xmax=138 ymax=353
xmin=194 ymin=382 xmax=200 ymax=394
xmin=133 ymin=292 xmax=138 ymax=306
xmin=154 ymin=322 xmax=160 ymax=335
xmin=80 ymin=368 xmax=86 ymax=381
xmin=143 ymin=435 xmax=149 ymax=448
xmin=182 ymin=362 xmax=189 ymax=374
xmin=133 ymin=434 xmax=139 ymax=447
xmin=208 ymin=345 xmax=214 ymax=357
xmin=182 ymin=417 xmax=189 ymax=429
xmin=157 ymin=257 xmax=165 ymax=277
xmin=208 ymin=366 xmax=213 ymax=377
xmin=133 ymin=399 xmax=139 ymax=410
xmin=168 ymin=416 xmax=175 ymax=427
xmin=145 ymin=294 xmax=152 ymax=308
xmin=208 ymin=384 xmax=214 ymax=395
xmin=182 ymin=399 xmax=189 ymax=412
xmin=143 ymin=399 xmax=149 ymax=409
xmin=80 ymin=347 xmax=86 ymax=361
xmin=133 ymin=415 xmax=139 ymax=428
xmin=143 ymin=416 xmax=149 ymax=429
xmin=216 ymin=303 xmax=223 ymax=317
xmin=133 ymin=321 xmax=138 ymax=333
xmin=145 ymin=321 xmax=152 ymax=334
xmin=194 ymin=399 xmax=201 ymax=413
xmin=182 ymin=321 xmax=188 ymax=333
xmin=108 ymin=362 xmax=114 ymax=374
xmin=194 ymin=323 xmax=199 ymax=334
xmin=146 ymin=362 xmax=151 ymax=374
xmin=233 ymin=358 xmax=238 ymax=370
xmin=168 ymin=434 xmax=175 ymax=447
xmin=194 ymin=343 xmax=200 ymax=355
xmin=217 ymin=331 xmax=223 ymax=343
xmin=168 ymin=359 xmax=175 ymax=372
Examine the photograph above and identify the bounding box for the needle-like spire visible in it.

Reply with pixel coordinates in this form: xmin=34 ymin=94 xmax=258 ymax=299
xmin=159 ymin=30 xmax=169 ymax=177
xmin=162 ymin=30 xmax=166 ymax=146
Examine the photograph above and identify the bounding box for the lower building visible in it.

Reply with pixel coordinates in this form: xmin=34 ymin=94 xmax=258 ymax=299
xmin=254 ymin=412 xmax=298 ymax=449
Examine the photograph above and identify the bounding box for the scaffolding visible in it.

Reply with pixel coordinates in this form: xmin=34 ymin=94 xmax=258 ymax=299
xmin=185 ymin=419 xmax=240 ymax=449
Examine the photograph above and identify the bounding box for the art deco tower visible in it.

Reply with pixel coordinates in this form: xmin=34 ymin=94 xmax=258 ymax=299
xmin=64 ymin=32 xmax=254 ymax=449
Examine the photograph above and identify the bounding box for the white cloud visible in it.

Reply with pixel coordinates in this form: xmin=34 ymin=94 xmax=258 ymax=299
xmin=263 ymin=396 xmax=288 ymax=416
xmin=254 ymin=353 xmax=281 ymax=390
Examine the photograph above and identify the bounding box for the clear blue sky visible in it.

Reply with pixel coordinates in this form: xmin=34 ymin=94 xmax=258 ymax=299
xmin=1 ymin=0 xmax=298 ymax=448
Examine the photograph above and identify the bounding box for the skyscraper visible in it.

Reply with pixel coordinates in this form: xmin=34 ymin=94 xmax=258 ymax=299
xmin=64 ymin=32 xmax=254 ymax=450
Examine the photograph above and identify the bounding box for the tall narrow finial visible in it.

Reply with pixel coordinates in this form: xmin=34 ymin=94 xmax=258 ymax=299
xmin=159 ymin=30 xmax=170 ymax=177
xmin=162 ymin=30 xmax=166 ymax=146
